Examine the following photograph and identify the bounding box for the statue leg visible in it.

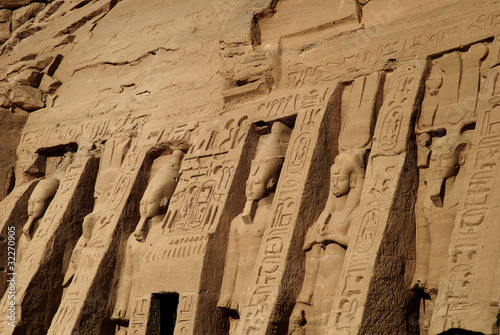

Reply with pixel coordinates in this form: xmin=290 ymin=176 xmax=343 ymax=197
xmin=317 ymin=244 xmax=346 ymax=333
xmin=297 ymin=244 xmax=322 ymax=305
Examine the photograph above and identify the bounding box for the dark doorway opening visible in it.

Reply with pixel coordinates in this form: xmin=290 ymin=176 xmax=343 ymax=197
xmin=149 ymin=292 xmax=179 ymax=335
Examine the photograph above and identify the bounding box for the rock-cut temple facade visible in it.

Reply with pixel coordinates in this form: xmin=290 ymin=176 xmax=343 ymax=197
xmin=0 ymin=0 xmax=499 ymax=334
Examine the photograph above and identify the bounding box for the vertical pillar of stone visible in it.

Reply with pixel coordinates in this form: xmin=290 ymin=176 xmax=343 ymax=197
xmin=46 ymin=132 xmax=165 ymax=335
xmin=124 ymin=117 xmax=252 ymax=335
xmin=0 ymin=180 xmax=38 ymax=298
xmin=429 ymin=64 xmax=500 ymax=334
xmin=0 ymin=154 xmax=99 ymax=335
xmin=327 ymin=60 xmax=427 ymax=335
xmin=235 ymin=82 xmax=341 ymax=334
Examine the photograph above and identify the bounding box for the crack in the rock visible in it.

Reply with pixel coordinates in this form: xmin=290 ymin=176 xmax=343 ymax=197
xmin=72 ymin=47 xmax=180 ymax=74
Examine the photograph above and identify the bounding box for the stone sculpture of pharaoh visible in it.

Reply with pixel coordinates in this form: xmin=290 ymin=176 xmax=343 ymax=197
xmin=111 ymin=150 xmax=183 ymax=323
xmin=289 ymin=151 xmax=365 ymax=334
xmin=18 ymin=152 xmax=73 ymax=264
xmin=62 ymin=213 xmax=98 ymax=286
xmin=413 ymin=133 xmax=469 ymax=331
xmin=17 ymin=178 xmax=59 ymax=263
xmin=217 ymin=122 xmax=291 ymax=320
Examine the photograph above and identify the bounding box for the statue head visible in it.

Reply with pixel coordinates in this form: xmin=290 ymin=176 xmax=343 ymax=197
xmin=330 ymin=151 xmax=365 ymax=198
xmin=27 ymin=178 xmax=59 ymax=219
xmin=246 ymin=122 xmax=291 ymax=202
xmin=428 ymin=134 xmax=469 ymax=207
xmin=429 ymin=134 xmax=469 ymax=180
xmin=24 ymin=178 xmax=59 ymax=240
xmin=134 ymin=150 xmax=184 ymax=241
xmin=426 ymin=70 xmax=443 ymax=96
xmin=417 ymin=133 xmax=431 ymax=148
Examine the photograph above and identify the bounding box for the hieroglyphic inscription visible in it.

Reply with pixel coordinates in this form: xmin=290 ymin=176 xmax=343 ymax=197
xmin=429 ymin=65 xmax=500 ymax=334
xmin=328 ymin=61 xmax=426 ymax=334
xmin=0 ymin=156 xmax=92 ymax=334
xmin=125 ymin=117 xmax=251 ymax=335
xmin=237 ymin=84 xmax=336 ymax=333
xmin=46 ymin=130 xmax=166 ymax=335
xmin=284 ymin=7 xmax=500 ymax=90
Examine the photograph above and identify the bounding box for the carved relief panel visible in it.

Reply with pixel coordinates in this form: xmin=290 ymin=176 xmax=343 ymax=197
xmin=123 ymin=116 xmax=252 ymax=335
xmin=218 ymin=120 xmax=293 ymax=332
xmin=428 ymin=40 xmax=500 ymax=334
xmin=288 ymin=72 xmax=383 ymax=335
xmin=413 ymin=42 xmax=493 ymax=333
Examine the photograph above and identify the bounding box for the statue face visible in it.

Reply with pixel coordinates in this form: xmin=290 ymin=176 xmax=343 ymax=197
xmin=27 ymin=197 xmax=46 ymax=219
xmin=426 ymin=75 xmax=442 ymax=96
xmin=430 ymin=148 xmax=459 ymax=179
xmin=139 ymin=197 xmax=162 ymax=218
xmin=330 ymin=166 xmax=351 ymax=198
xmin=246 ymin=174 xmax=268 ymax=201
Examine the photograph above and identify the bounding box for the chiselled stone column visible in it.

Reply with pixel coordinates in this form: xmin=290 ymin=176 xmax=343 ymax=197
xmin=46 ymin=130 xmax=167 ymax=335
xmin=429 ymin=62 xmax=500 ymax=334
xmin=0 ymin=180 xmax=38 ymax=298
xmin=123 ymin=116 xmax=251 ymax=335
xmin=327 ymin=60 xmax=427 ymax=335
xmin=235 ymin=82 xmax=341 ymax=334
xmin=0 ymin=153 xmax=99 ymax=335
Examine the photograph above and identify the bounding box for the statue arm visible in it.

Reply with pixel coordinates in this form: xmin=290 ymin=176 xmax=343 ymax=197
xmin=413 ymin=191 xmax=431 ymax=291
xmin=303 ymin=193 xmax=335 ymax=251
xmin=62 ymin=235 xmax=88 ymax=287
xmin=217 ymin=218 xmax=240 ymax=311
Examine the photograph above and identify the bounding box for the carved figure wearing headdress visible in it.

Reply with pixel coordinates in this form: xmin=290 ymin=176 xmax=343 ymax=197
xmin=217 ymin=122 xmax=291 ymax=317
xmin=18 ymin=152 xmax=73 ymax=263
xmin=111 ymin=150 xmax=183 ymax=323
xmin=63 ymin=137 xmax=131 ymax=286
xmin=413 ymin=133 xmax=470 ymax=331
xmin=289 ymin=151 xmax=365 ymax=334
xmin=413 ymin=134 xmax=470 ymax=291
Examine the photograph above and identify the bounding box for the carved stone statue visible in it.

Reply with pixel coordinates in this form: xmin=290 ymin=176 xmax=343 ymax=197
xmin=217 ymin=122 xmax=291 ymax=318
xmin=18 ymin=152 xmax=74 ymax=263
xmin=289 ymin=150 xmax=365 ymax=334
xmin=111 ymin=150 xmax=183 ymax=323
xmin=413 ymin=133 xmax=470 ymax=331
xmin=62 ymin=213 xmax=98 ymax=286
xmin=62 ymin=138 xmax=131 ymax=286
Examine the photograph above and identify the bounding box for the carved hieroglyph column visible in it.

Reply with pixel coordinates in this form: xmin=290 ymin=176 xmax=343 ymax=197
xmin=0 ymin=153 xmax=99 ymax=335
xmin=327 ymin=60 xmax=427 ymax=335
xmin=235 ymin=82 xmax=341 ymax=334
xmin=429 ymin=63 xmax=500 ymax=334
xmin=46 ymin=130 xmax=168 ymax=335
xmin=123 ymin=116 xmax=251 ymax=335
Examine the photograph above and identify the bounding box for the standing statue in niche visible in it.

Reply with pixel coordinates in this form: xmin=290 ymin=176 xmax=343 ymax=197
xmin=289 ymin=151 xmax=365 ymax=334
xmin=413 ymin=133 xmax=470 ymax=332
xmin=111 ymin=150 xmax=183 ymax=324
xmin=217 ymin=122 xmax=291 ymax=319
xmin=17 ymin=151 xmax=74 ymax=264
xmin=63 ymin=137 xmax=131 ymax=286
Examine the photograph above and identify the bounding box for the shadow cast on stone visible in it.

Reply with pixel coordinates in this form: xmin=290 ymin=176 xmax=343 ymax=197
xmin=438 ymin=328 xmax=485 ymax=335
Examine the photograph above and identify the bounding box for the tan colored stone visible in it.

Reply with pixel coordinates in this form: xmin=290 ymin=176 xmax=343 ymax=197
xmin=0 ymin=21 xmax=10 ymax=44
xmin=0 ymin=94 xmax=10 ymax=108
xmin=8 ymin=84 xmax=44 ymax=110
xmin=111 ymin=151 xmax=183 ymax=322
xmin=0 ymin=0 xmax=33 ymax=10
xmin=38 ymin=74 xmax=60 ymax=93
xmin=0 ymin=9 xmax=11 ymax=22
xmin=9 ymin=69 xmax=43 ymax=87
xmin=218 ymin=122 xmax=291 ymax=321
xmin=11 ymin=2 xmax=45 ymax=31
xmin=0 ymin=1 xmax=498 ymax=335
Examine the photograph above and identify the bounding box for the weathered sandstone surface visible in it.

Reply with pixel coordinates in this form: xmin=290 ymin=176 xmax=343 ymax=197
xmin=0 ymin=1 xmax=499 ymax=334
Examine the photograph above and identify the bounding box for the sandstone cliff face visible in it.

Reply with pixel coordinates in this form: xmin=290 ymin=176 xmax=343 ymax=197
xmin=0 ymin=1 xmax=499 ymax=335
